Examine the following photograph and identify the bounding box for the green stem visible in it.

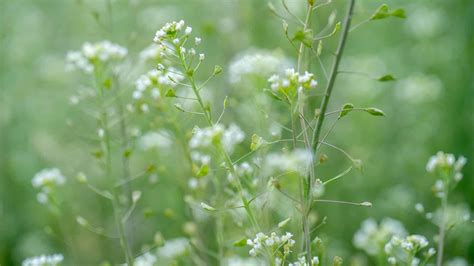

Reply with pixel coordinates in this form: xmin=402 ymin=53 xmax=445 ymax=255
xmin=436 ymin=192 xmax=448 ymax=266
xmin=296 ymin=3 xmax=315 ymax=263
xmin=310 ymin=0 xmax=355 ymax=153
xmin=94 ymin=69 xmax=134 ymax=266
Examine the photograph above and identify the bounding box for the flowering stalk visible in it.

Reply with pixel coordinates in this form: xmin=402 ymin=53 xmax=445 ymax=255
xmin=93 ymin=67 xmax=134 ymax=266
xmin=436 ymin=190 xmax=447 ymax=266
xmin=295 ymin=1 xmax=316 ymax=263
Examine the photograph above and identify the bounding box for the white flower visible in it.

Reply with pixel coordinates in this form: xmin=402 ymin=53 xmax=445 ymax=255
xmin=353 ymin=218 xmax=407 ymax=256
xmin=194 ymin=37 xmax=201 ymax=45
xmin=22 ymin=254 xmax=64 ymax=266
xmin=138 ymin=131 xmax=172 ymax=150
xmin=265 ymin=149 xmax=313 ymax=176
xmin=134 ymin=252 xmax=157 ymax=266
xmin=199 ymin=53 xmax=205 ymax=61
xmin=66 ymin=41 xmax=127 ymax=73
xmin=32 ymin=168 xmax=66 ymax=188
xmin=388 ymin=257 xmax=396 ymax=265
xmin=189 ymin=124 xmax=244 ymax=154
xmin=157 ymin=238 xmax=189 ymax=259
xmin=228 ymin=49 xmax=291 ymax=85
xmin=185 ymin=26 xmax=192 ymax=34
xmin=267 ymin=68 xmax=318 ymax=94
xmin=415 ymin=203 xmax=424 ymax=213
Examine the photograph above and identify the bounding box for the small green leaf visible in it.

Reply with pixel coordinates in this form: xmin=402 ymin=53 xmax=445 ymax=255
xmin=174 ymin=103 xmax=185 ymax=112
xmin=233 ymin=237 xmax=248 ymax=247
xmin=292 ymin=29 xmax=314 ymax=47
xmin=165 ymin=89 xmax=176 ymax=97
xmin=370 ymin=4 xmax=390 ymax=20
xmin=391 ymin=8 xmax=406 ymax=18
xmin=377 ymin=74 xmax=396 ymax=82
xmin=278 ymin=217 xmax=291 ymax=228
xmin=338 ymin=103 xmax=354 ymax=119
xmin=352 ymin=159 xmax=363 ymax=172
xmin=213 ymin=65 xmax=223 ymax=75
xmin=364 ymin=107 xmax=386 ymax=116
xmin=200 ymin=202 xmax=217 ymax=211
xmin=196 ymin=164 xmax=209 ymax=177
xmin=223 ymin=96 xmax=228 ymax=108
xmin=250 ymin=134 xmax=265 ymax=151
xmin=103 ymin=78 xmax=112 ymax=89
xmin=317 ymin=40 xmax=323 ymax=56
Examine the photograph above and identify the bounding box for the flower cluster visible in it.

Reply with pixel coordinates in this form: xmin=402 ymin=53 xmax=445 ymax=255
xmin=189 ymin=124 xmax=245 ymax=154
xmin=132 ymin=68 xmax=183 ymax=103
xmin=426 ymin=151 xmax=467 ymax=198
xmin=32 ymin=168 xmax=66 ymax=204
xmin=153 ymin=20 xmax=191 ymax=43
xmin=228 ymin=50 xmax=290 ymax=85
xmin=134 ymin=252 xmax=157 ymax=266
xmin=384 ymin=235 xmax=433 ymax=265
xmin=268 ymin=68 xmax=318 ymax=97
xmin=265 ymin=149 xmax=313 ymax=176
xmin=353 ymin=218 xmax=407 ymax=256
xmin=246 ymin=232 xmax=296 ymax=257
xmin=287 ymin=256 xmax=320 ymax=266
xmin=22 ymin=254 xmax=64 ymax=266
xmin=66 ymin=41 xmax=127 ymax=73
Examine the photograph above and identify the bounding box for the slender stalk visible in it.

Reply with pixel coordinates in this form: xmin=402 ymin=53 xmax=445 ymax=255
xmin=295 ymin=2 xmax=315 ymax=263
xmin=310 ymin=0 xmax=355 ymax=152
xmin=436 ymin=193 xmax=448 ymax=266
xmin=94 ymin=69 xmax=134 ymax=266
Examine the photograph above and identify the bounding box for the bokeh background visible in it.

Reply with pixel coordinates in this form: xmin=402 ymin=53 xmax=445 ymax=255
xmin=0 ymin=0 xmax=473 ymax=265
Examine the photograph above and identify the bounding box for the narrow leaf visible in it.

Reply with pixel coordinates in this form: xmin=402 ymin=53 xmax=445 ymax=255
xmin=364 ymin=107 xmax=386 ymax=116
xmin=370 ymin=4 xmax=390 ymax=20
xmin=377 ymin=74 xmax=396 ymax=82
xmin=338 ymin=103 xmax=354 ymax=119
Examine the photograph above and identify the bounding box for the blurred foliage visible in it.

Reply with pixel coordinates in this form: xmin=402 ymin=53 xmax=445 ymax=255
xmin=0 ymin=0 xmax=473 ymax=265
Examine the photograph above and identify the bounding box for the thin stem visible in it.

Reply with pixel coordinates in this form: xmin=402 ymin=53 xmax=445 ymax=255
xmin=296 ymin=2 xmax=315 ymax=263
xmin=436 ymin=193 xmax=448 ymax=266
xmin=94 ymin=68 xmax=134 ymax=266
xmin=310 ymin=0 xmax=355 ymax=155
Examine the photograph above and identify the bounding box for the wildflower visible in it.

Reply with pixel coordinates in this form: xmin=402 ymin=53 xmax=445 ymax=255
xmin=139 ymin=43 xmax=167 ymax=63
xmin=189 ymin=124 xmax=245 ymax=154
xmin=153 ymin=20 xmax=186 ymax=43
xmin=353 ymin=218 xmax=407 ymax=256
xmin=156 ymin=238 xmax=189 ymax=259
xmin=246 ymin=231 xmax=295 ymax=257
xmin=199 ymin=53 xmax=205 ymax=61
xmin=267 ymin=68 xmax=318 ymax=97
xmin=32 ymin=169 xmax=66 ymax=204
xmin=138 ymin=131 xmax=172 ymax=150
xmin=415 ymin=203 xmax=424 ymax=213
xmin=426 ymin=151 xmax=466 ymax=175
xmin=66 ymin=41 xmax=127 ymax=73
xmin=194 ymin=37 xmax=201 ymax=45
xmin=265 ymin=149 xmax=313 ymax=176
xmin=385 ymin=234 xmax=430 ymax=265
xmin=134 ymin=252 xmax=157 ymax=266
xmin=22 ymin=254 xmax=64 ymax=266
xmin=228 ymin=50 xmax=291 ymax=85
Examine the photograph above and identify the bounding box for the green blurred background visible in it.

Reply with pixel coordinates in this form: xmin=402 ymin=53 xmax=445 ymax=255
xmin=0 ymin=0 xmax=473 ymax=265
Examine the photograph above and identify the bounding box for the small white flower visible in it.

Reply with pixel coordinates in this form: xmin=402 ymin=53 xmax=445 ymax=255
xmin=199 ymin=53 xmax=205 ymax=61
xmin=185 ymin=26 xmax=192 ymax=34
xmin=194 ymin=37 xmax=201 ymax=45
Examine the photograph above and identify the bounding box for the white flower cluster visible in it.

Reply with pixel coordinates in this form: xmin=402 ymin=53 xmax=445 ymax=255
xmin=138 ymin=131 xmax=172 ymax=150
xmin=66 ymin=41 xmax=127 ymax=73
xmin=139 ymin=43 xmax=167 ymax=63
xmin=156 ymin=238 xmax=189 ymax=259
xmin=133 ymin=68 xmax=183 ymax=101
xmin=384 ymin=235 xmax=432 ymax=265
xmin=265 ymin=149 xmax=313 ymax=176
xmin=268 ymin=68 xmax=318 ymax=95
xmin=353 ymin=218 xmax=407 ymax=256
xmin=152 ymin=20 xmax=204 ymax=66
xmin=228 ymin=50 xmax=291 ymax=85
xmin=287 ymin=256 xmax=320 ymax=266
xmin=227 ymin=161 xmax=253 ymax=182
xmin=246 ymin=232 xmax=295 ymax=257
xmin=426 ymin=151 xmax=466 ymax=183
xmin=153 ymin=20 xmax=190 ymax=43
xmin=134 ymin=252 xmax=157 ymax=266
xmin=22 ymin=254 xmax=64 ymax=266
xmin=32 ymin=168 xmax=66 ymax=204
xmin=189 ymin=124 xmax=245 ymax=154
